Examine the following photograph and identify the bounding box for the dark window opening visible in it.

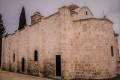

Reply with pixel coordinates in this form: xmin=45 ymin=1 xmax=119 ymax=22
xmin=13 ymin=54 xmax=15 ymax=62
xmin=111 ymin=46 xmax=114 ymax=57
xmin=86 ymin=11 xmax=88 ymax=15
xmin=56 ymin=55 xmax=61 ymax=76
xmin=21 ymin=58 xmax=25 ymax=72
xmin=34 ymin=50 xmax=38 ymax=61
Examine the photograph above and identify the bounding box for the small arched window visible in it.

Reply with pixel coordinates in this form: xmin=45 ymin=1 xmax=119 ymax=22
xmin=86 ymin=11 xmax=88 ymax=15
xmin=13 ymin=54 xmax=15 ymax=62
xmin=34 ymin=50 xmax=38 ymax=61
xmin=111 ymin=46 xmax=114 ymax=57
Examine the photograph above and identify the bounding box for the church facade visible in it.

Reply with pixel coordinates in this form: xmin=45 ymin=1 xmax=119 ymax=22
xmin=1 ymin=4 xmax=119 ymax=80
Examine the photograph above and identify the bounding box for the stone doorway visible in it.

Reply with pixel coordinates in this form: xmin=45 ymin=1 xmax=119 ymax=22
xmin=21 ymin=58 xmax=25 ymax=72
xmin=56 ymin=55 xmax=61 ymax=76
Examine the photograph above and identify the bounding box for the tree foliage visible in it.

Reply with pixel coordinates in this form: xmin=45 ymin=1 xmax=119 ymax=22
xmin=18 ymin=7 xmax=27 ymax=30
xmin=0 ymin=14 xmax=5 ymax=37
xmin=0 ymin=14 xmax=6 ymax=67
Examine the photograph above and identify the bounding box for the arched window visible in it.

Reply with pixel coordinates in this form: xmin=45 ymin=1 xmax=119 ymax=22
xmin=13 ymin=54 xmax=15 ymax=62
xmin=111 ymin=46 xmax=114 ymax=57
xmin=86 ymin=11 xmax=88 ymax=15
xmin=34 ymin=50 xmax=38 ymax=61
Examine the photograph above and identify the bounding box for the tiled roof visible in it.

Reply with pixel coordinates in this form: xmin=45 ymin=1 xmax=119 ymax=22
xmin=67 ymin=4 xmax=79 ymax=10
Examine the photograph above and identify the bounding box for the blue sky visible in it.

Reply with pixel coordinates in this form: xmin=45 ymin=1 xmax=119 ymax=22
xmin=0 ymin=0 xmax=120 ymax=51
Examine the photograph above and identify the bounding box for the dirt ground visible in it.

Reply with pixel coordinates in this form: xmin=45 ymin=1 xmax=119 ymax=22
xmin=0 ymin=70 xmax=53 ymax=80
xmin=0 ymin=70 xmax=120 ymax=80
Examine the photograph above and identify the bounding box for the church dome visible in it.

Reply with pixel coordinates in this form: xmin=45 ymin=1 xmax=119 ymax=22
xmin=34 ymin=11 xmax=41 ymax=15
xmin=67 ymin=4 xmax=79 ymax=10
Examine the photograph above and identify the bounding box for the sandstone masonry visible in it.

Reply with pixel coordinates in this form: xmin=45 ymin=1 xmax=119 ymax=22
xmin=1 ymin=4 xmax=119 ymax=80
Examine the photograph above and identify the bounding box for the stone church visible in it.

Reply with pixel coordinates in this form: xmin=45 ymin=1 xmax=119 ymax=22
xmin=1 ymin=4 xmax=119 ymax=80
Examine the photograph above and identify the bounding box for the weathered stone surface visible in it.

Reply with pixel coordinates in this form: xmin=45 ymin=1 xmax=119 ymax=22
xmin=1 ymin=4 xmax=119 ymax=80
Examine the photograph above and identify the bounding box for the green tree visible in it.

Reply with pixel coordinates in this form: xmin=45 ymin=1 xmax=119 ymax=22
xmin=18 ymin=7 xmax=27 ymax=30
xmin=0 ymin=14 xmax=6 ymax=67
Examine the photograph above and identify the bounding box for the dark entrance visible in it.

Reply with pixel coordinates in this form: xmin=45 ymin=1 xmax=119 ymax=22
xmin=56 ymin=55 xmax=61 ymax=76
xmin=21 ymin=58 xmax=25 ymax=72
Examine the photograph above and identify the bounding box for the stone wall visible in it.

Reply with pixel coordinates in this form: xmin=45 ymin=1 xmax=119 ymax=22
xmin=1 ymin=6 xmax=118 ymax=80
xmin=1 ymin=7 xmax=62 ymax=78
xmin=72 ymin=6 xmax=94 ymax=20
xmin=114 ymin=33 xmax=119 ymax=64
xmin=73 ymin=18 xmax=117 ymax=79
